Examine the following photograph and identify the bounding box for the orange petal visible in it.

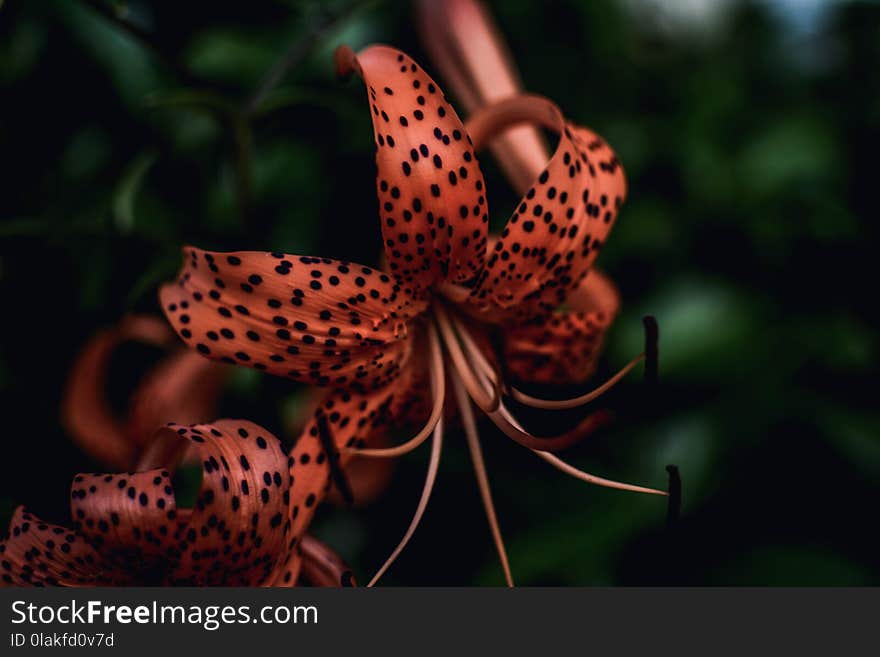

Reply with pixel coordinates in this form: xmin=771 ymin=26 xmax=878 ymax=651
xmin=503 ymin=269 xmax=620 ymax=385
xmin=337 ymin=44 xmax=489 ymax=292
xmin=62 ymin=314 xmax=175 ymax=469
xmin=160 ymin=248 xmax=426 ymax=393
xmin=465 ymin=95 xmax=627 ymax=320
xmin=272 ymin=352 xmax=429 ymax=582
xmin=146 ymin=420 xmax=294 ymax=586
xmin=69 ymin=470 xmax=178 ymax=575
xmin=415 ymin=0 xmax=548 ymax=194
xmin=298 ymin=535 xmax=356 ymax=586
xmin=0 ymin=507 xmax=105 ymax=587
xmin=287 ymin=390 xmax=397 ymax=509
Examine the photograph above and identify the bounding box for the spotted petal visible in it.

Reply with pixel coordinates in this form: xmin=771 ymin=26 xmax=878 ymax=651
xmin=160 ymin=248 xmax=427 ymax=393
xmin=146 ymin=420 xmax=294 ymax=586
xmin=271 ymin=352 xmax=430 ymax=583
xmin=0 ymin=508 xmax=104 ymax=587
xmin=503 ymin=269 xmax=619 ymax=384
xmin=465 ymin=95 xmax=626 ymax=320
xmin=338 ymin=44 xmax=490 ymax=293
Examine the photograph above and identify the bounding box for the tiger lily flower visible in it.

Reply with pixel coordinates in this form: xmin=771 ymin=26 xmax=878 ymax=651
xmin=62 ymin=314 xmax=227 ymax=470
xmin=159 ymin=44 xmax=663 ymax=587
xmin=0 ymin=420 xmax=354 ymax=587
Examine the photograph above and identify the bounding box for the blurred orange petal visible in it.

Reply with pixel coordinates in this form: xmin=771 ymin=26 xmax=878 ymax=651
xmin=504 ymin=269 xmax=620 ymax=385
xmin=416 ymin=0 xmax=548 ymax=194
xmin=127 ymin=349 xmax=228 ymax=452
xmin=62 ymin=315 xmax=175 ymax=469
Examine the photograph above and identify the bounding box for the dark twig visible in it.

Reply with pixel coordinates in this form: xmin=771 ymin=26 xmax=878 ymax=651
xmin=665 ymin=464 xmax=681 ymax=529
xmin=245 ymin=0 xmax=380 ymax=114
xmin=316 ymin=410 xmax=355 ymax=508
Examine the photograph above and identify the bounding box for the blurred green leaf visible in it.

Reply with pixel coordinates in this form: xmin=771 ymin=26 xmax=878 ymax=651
xmin=144 ymin=88 xmax=234 ymax=115
xmin=124 ymin=249 xmax=179 ymax=309
xmin=114 ymin=150 xmax=157 ymax=233
xmin=712 ymin=545 xmax=871 ymax=585
xmin=0 ymin=18 xmax=46 ymax=83
xmin=62 ymin=127 xmax=112 ymax=180
xmin=738 ymin=116 xmax=838 ymax=196
xmin=171 ymin=464 xmax=202 ymax=509
xmin=186 ymin=30 xmax=276 ymax=87
xmin=611 ymin=278 xmax=758 ymax=380
xmin=59 ymin=1 xmax=164 ymax=108
xmin=227 ymin=367 xmax=263 ymax=399
xmin=478 ymin=495 xmax=663 ymax=585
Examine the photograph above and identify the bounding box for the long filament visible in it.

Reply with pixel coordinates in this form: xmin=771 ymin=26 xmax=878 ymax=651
xmin=367 ymin=415 xmax=444 ymax=587
xmin=451 ymin=370 xmax=514 ymax=587
xmin=496 ymin=404 xmax=665 ymax=496
xmin=434 ymin=302 xmax=500 ymax=412
xmin=486 ymin=405 xmax=609 ymax=452
xmin=533 ymin=450 xmax=666 ymax=496
xmin=449 ymin=313 xmax=501 ymax=388
xmin=509 ymin=353 xmax=645 ymax=410
xmin=449 ymin=326 xmax=602 ymax=452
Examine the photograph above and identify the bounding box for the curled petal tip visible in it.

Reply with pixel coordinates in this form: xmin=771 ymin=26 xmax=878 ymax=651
xmin=334 ymin=44 xmax=358 ymax=80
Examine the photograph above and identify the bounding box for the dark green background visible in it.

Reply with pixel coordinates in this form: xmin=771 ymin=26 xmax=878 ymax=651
xmin=1 ymin=0 xmax=878 ymax=585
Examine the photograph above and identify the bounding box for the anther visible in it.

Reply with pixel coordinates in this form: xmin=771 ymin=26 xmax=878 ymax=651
xmin=316 ymin=409 xmax=354 ymax=507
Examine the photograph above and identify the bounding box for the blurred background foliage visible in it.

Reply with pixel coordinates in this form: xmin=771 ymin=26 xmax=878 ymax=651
xmin=1 ymin=0 xmax=878 ymax=585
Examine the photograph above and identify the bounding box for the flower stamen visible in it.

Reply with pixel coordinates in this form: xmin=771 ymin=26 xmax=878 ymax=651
xmin=441 ymin=304 xmax=615 ymax=452
xmin=495 ymin=405 xmax=666 ymax=496
xmin=486 ymin=403 xmax=611 ymax=452
xmin=532 ymin=451 xmax=667 ymax=496
xmin=451 ymin=368 xmax=514 ymax=587
xmin=449 ymin=312 xmax=502 ymax=389
xmin=508 ymin=352 xmax=644 ymax=410
xmin=433 ymin=302 xmax=500 ymax=412
xmin=368 ymin=414 xmax=444 ymax=587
